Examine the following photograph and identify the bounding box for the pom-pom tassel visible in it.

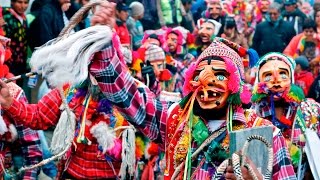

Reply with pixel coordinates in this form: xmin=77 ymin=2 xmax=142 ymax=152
xmin=247 ymin=48 xmax=259 ymax=68
xmin=90 ymin=121 xmax=116 ymax=154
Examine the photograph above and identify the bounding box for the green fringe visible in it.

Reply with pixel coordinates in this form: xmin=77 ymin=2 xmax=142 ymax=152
xmin=227 ymin=92 xmax=242 ymax=105
xmin=288 ymin=84 xmax=305 ymax=102
xmin=251 ymin=92 xmax=267 ymax=102
xmin=291 ymin=148 xmax=301 ymax=167
xmin=192 ymin=116 xmax=209 ymax=145
xmin=179 ymin=93 xmax=192 ymax=108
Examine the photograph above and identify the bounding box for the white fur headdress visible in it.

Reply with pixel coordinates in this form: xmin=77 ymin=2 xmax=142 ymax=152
xmin=30 ymin=25 xmax=113 ymax=88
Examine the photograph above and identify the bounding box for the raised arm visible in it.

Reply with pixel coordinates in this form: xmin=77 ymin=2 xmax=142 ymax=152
xmin=89 ymin=41 xmax=168 ymax=144
xmin=88 ymin=2 xmax=168 ymax=144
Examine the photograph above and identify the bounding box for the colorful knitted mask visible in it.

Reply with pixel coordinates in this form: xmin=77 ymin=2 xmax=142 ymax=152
xmin=252 ymin=52 xmax=304 ymax=103
xmin=183 ymin=38 xmax=253 ymax=106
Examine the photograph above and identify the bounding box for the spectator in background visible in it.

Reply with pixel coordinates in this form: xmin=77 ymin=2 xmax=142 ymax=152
xmin=282 ymin=0 xmax=307 ymax=34
xmin=283 ymin=19 xmax=320 ymax=61
xmin=252 ymin=2 xmax=296 ymax=57
xmin=299 ymin=2 xmax=313 ymax=19
xmin=115 ymin=2 xmax=130 ymax=48
xmin=2 ymin=0 xmax=29 ymax=87
xmin=140 ymin=0 xmax=159 ymax=30
xmin=203 ymin=0 xmax=226 ymax=36
xmin=191 ymin=0 xmax=207 ymax=22
xmin=157 ymin=0 xmax=186 ymax=27
xmin=314 ymin=9 xmax=320 ymax=40
xmin=181 ymin=0 xmax=196 ymax=33
xmin=308 ymin=74 xmax=320 ymax=102
xmin=28 ymin=0 xmax=81 ymax=50
xmin=221 ymin=16 xmax=248 ymax=49
xmin=314 ymin=1 xmax=320 ymax=13
xmin=127 ymin=1 xmax=144 ymax=50
xmin=255 ymin=0 xmax=270 ymax=24
xmin=294 ymin=56 xmax=314 ymax=95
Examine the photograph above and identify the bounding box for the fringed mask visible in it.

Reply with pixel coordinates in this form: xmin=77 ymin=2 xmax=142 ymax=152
xmin=183 ymin=38 xmax=253 ymax=110
xmin=252 ymin=52 xmax=305 ymax=103
xmin=190 ymin=58 xmax=231 ymax=109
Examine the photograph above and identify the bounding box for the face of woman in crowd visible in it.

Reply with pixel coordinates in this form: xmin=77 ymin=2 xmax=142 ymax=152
xmin=11 ymin=0 xmax=29 ymax=15
xmin=190 ymin=59 xmax=231 ymax=110
xmin=224 ymin=27 xmax=235 ymax=37
xmin=303 ymin=28 xmax=316 ymax=41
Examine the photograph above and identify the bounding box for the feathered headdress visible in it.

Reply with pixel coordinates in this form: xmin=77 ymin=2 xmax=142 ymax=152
xmin=30 ymin=25 xmax=117 ymax=88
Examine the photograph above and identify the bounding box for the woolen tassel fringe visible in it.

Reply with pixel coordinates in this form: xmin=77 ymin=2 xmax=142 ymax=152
xmin=50 ymin=89 xmax=76 ymax=155
xmin=119 ymin=128 xmax=136 ymax=179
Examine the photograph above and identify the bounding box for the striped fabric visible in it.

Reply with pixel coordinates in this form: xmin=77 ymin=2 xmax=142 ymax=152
xmin=253 ymin=99 xmax=320 ymax=146
xmin=5 ymin=86 xmax=122 ymax=178
xmin=89 ymin=41 xmax=297 ymax=179
xmin=5 ymin=39 xmax=297 ymax=179
xmin=1 ymin=87 xmax=42 ymax=179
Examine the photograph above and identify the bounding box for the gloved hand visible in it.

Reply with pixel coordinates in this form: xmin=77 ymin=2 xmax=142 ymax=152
xmin=165 ymin=64 xmax=177 ymax=75
xmin=141 ymin=61 xmax=156 ymax=87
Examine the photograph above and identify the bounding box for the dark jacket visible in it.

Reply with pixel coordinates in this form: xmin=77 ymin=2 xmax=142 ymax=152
xmin=282 ymin=9 xmax=307 ymax=34
xmin=252 ymin=18 xmax=296 ymax=57
xmin=28 ymin=0 xmax=81 ymax=50
xmin=308 ymin=75 xmax=320 ymax=103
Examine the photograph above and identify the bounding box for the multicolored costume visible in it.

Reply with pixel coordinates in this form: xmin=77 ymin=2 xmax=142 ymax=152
xmin=87 ymin=32 xmax=296 ymax=179
xmin=249 ymin=52 xmax=320 ymax=172
xmin=3 ymin=25 xmax=155 ymax=179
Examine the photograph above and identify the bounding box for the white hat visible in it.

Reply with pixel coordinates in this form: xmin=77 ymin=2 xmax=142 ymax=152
xmin=129 ymin=1 xmax=144 ymax=17
xmin=197 ymin=18 xmax=222 ymax=36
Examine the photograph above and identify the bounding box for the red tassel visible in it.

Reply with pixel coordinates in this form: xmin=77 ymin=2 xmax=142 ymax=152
xmin=280 ymin=116 xmax=293 ymax=126
xmin=147 ymin=142 xmax=159 ymax=156
xmin=159 ymin=69 xmax=172 ymax=81
xmin=238 ymin=47 xmax=247 ymax=57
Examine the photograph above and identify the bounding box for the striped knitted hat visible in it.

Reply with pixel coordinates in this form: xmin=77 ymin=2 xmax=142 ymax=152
xmin=183 ymin=37 xmax=257 ymax=104
xmin=255 ymin=52 xmax=296 ymax=84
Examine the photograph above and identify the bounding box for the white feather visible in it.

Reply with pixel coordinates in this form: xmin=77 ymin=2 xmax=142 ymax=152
xmin=0 ymin=113 xmax=8 ymax=135
xmin=8 ymin=124 xmax=17 ymax=142
xmin=90 ymin=121 xmax=116 ymax=154
xmin=30 ymin=25 xmax=113 ymax=88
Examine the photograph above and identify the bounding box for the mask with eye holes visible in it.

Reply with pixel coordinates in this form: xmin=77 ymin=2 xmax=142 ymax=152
xmin=253 ymin=52 xmax=299 ymax=102
xmin=190 ymin=58 xmax=231 ymax=110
